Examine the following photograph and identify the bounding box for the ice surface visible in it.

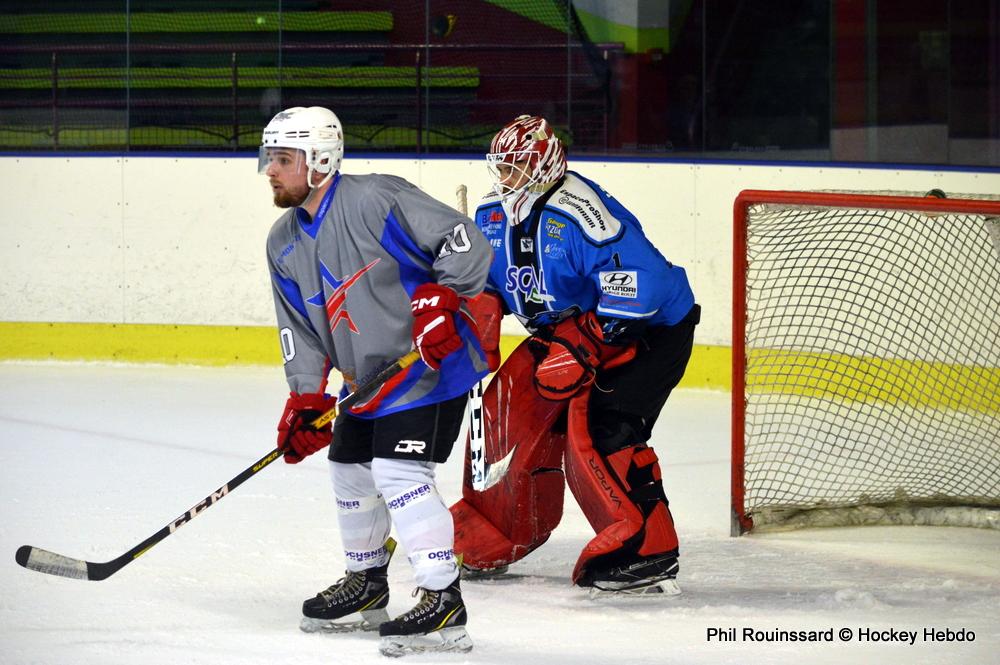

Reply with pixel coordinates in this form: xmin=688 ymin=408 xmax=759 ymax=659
xmin=1 ymin=362 xmax=997 ymax=664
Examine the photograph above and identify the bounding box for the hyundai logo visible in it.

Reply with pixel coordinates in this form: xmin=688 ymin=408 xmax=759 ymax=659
xmin=602 ymin=272 xmax=633 ymax=286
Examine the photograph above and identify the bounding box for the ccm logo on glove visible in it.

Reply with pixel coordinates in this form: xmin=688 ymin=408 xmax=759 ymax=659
xmin=410 ymin=283 xmax=463 ymax=370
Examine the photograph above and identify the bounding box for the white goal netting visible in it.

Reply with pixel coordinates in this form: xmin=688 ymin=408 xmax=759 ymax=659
xmin=733 ymin=191 xmax=1000 ymax=533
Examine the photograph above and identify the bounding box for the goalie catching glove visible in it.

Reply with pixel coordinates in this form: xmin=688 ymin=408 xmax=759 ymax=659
xmin=277 ymin=392 xmax=338 ymax=463
xmin=531 ymin=312 xmax=636 ymax=401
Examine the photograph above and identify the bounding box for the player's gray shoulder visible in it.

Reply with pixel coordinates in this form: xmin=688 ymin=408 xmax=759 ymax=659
xmin=340 ymin=172 xmax=411 ymax=202
xmin=265 ymin=208 xmax=298 ymax=259
xmin=544 ymin=173 xmax=622 ymax=243
xmin=335 ymin=172 xmax=413 ymax=224
xmin=358 ymin=172 xmax=413 ymax=191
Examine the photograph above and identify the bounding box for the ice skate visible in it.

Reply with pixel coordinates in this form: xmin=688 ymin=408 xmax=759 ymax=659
xmin=460 ymin=562 xmax=509 ymax=580
xmin=588 ymin=551 xmax=682 ymax=597
xmin=299 ymin=539 xmax=395 ymax=633
xmin=377 ymin=577 xmax=473 ymax=657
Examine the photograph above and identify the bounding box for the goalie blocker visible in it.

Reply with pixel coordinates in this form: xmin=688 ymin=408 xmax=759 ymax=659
xmin=450 ymin=299 xmax=699 ymax=589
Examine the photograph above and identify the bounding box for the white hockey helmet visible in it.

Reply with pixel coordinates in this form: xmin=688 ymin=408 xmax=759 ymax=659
xmin=259 ymin=106 xmax=344 ymax=189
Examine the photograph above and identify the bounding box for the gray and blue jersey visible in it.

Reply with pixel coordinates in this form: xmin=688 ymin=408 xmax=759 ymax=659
xmin=266 ymin=172 xmax=492 ymax=418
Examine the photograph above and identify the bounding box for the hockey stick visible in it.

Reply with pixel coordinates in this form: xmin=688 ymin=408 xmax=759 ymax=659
xmin=456 ymin=184 xmax=468 ymax=216
xmin=15 ymin=350 xmax=421 ymax=581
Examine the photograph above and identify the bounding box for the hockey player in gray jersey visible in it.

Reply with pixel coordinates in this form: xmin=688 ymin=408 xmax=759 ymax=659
xmin=259 ymin=106 xmax=491 ymax=656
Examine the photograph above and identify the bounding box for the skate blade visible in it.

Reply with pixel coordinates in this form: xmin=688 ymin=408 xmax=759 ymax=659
xmin=378 ymin=626 xmax=473 ymax=657
xmin=461 ymin=564 xmax=509 ymax=580
xmin=300 ymin=607 xmax=390 ymax=633
xmin=589 ymin=578 xmax=682 ymax=598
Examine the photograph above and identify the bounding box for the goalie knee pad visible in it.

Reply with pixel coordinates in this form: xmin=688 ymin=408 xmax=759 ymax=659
xmin=562 ymin=395 xmax=679 ymax=586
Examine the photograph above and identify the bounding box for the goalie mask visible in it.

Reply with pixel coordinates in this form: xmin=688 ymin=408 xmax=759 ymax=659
xmin=487 ymin=115 xmax=566 ymax=225
xmin=259 ymin=106 xmax=344 ymax=189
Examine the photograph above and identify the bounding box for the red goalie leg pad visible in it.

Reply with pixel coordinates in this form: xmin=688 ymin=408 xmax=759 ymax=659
xmin=563 ymin=394 xmax=679 ymax=585
xmin=452 ymin=466 xmax=565 ymax=569
xmin=450 ymin=339 xmax=569 ymax=570
xmin=451 ymin=498 xmax=521 ymax=567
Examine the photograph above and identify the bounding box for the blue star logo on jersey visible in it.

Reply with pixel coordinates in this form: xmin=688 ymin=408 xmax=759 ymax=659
xmin=306 ymin=258 xmax=381 ymax=333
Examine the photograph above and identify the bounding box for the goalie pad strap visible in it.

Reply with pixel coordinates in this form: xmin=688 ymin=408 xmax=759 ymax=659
xmin=532 ymin=334 xmax=599 ymax=398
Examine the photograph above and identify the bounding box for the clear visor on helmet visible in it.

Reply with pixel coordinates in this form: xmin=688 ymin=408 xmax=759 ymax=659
xmin=258 ymin=146 xmax=306 ymax=176
xmin=486 ymin=150 xmax=538 ymax=197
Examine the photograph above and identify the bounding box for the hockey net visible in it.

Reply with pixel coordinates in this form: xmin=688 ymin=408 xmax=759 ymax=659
xmin=732 ymin=190 xmax=1000 ymax=535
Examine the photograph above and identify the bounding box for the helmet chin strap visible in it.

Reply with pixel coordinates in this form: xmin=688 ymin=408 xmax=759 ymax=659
xmin=306 ymin=149 xmax=336 ymax=190
xmin=307 ymin=166 xmax=335 ymax=190
xmin=300 ymin=167 xmax=336 ymax=210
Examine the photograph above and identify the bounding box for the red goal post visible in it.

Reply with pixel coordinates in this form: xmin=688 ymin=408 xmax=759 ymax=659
xmin=732 ymin=189 xmax=1000 ymax=536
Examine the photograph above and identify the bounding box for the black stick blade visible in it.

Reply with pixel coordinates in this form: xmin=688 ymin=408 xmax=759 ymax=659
xmin=16 ymin=546 xmax=90 ymax=580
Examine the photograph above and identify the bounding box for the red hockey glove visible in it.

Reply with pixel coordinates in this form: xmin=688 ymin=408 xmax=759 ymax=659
xmin=531 ymin=312 xmax=636 ymax=401
xmin=277 ymin=392 xmax=338 ymax=464
xmin=410 ymin=283 xmax=463 ymax=370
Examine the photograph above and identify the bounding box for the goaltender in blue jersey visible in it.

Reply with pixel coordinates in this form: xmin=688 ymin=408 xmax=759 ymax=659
xmin=475 ymin=169 xmax=694 ymax=332
xmin=450 ymin=115 xmax=700 ymax=597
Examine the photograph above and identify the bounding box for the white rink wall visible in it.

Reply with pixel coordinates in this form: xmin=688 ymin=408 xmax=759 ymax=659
xmin=1 ymin=154 xmax=997 ymax=346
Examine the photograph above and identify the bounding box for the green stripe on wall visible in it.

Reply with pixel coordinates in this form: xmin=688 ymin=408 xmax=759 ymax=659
xmin=0 ymin=322 xmax=730 ymax=391
xmin=481 ymin=1 xmax=569 ymax=33
xmin=0 ymin=67 xmax=479 ymax=90
xmin=0 ymin=12 xmax=393 ymax=33
xmin=0 ymin=124 xmax=497 ymax=149
xmin=573 ymin=7 xmax=670 ymax=53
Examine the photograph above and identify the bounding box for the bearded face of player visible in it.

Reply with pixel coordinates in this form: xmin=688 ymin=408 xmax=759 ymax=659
xmin=264 ymin=148 xmax=310 ymax=208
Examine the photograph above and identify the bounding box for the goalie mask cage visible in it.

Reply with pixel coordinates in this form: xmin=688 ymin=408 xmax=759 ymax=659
xmin=731 ymin=189 xmax=1000 ymax=536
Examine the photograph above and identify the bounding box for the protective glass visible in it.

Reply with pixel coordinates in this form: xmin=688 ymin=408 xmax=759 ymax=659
xmin=258 ymin=146 xmax=306 ymax=176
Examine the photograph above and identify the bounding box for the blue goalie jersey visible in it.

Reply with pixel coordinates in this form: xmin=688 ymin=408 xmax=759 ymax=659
xmin=474 ymin=171 xmax=695 ymax=331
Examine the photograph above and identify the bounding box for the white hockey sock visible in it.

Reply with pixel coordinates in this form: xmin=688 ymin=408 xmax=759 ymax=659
xmin=330 ymin=461 xmax=391 ymax=572
xmin=372 ymin=457 xmax=458 ymax=590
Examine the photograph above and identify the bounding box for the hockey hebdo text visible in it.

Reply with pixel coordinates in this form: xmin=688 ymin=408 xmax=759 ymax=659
xmin=706 ymin=626 xmax=975 ymax=645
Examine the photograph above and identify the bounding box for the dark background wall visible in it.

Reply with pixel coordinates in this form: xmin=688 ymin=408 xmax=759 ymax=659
xmin=0 ymin=0 xmax=996 ymax=166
